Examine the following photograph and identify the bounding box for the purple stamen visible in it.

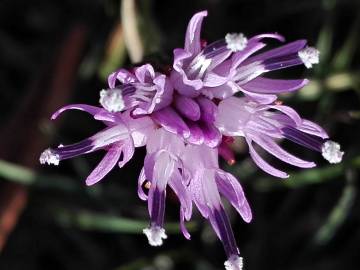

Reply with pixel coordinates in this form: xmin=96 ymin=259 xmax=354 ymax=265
xmin=263 ymin=53 xmax=303 ymax=71
xmin=54 ymin=139 xmax=93 ymax=160
xmin=213 ymin=207 xmax=239 ymax=257
xmin=203 ymin=39 xmax=228 ymax=58
xmin=282 ymin=126 xmax=324 ymax=152
xmin=151 ymin=188 xmax=166 ymax=227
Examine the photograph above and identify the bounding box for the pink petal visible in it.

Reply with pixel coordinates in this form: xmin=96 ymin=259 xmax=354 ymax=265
xmin=216 ymin=171 xmax=252 ymax=223
xmin=246 ymin=137 xmax=289 ymax=178
xmin=242 ymin=77 xmax=309 ymax=94
xmin=152 ymin=107 xmax=190 ymax=138
xmin=184 ymin=10 xmax=208 ymax=55
xmin=252 ymin=134 xmax=316 ymax=168
xmin=85 ymin=143 xmax=122 ymax=186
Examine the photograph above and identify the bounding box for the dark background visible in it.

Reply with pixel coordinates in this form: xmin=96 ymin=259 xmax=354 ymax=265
xmin=0 ymin=0 xmax=359 ymax=269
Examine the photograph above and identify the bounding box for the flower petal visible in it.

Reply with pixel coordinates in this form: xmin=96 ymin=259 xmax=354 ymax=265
xmin=180 ymin=208 xmax=191 ymax=240
xmin=169 ymin=169 xmax=192 ymax=220
xmin=184 ymin=10 xmax=208 ymax=55
xmin=108 ymin=68 xmax=136 ymax=88
xmin=118 ymin=138 xmax=135 ymax=168
xmin=137 ymin=168 xmax=148 ymax=201
xmin=188 ymin=170 xmax=209 ymax=218
xmin=174 ymin=95 xmax=201 ymax=121
xmin=216 ymin=171 xmax=252 ymax=223
xmin=185 ymin=121 xmax=204 ymax=145
xmin=51 ymin=104 xmax=102 ymax=120
xmin=152 ymin=107 xmax=190 ymax=138
xmin=246 ymin=39 xmax=307 ymax=63
xmin=85 ymin=143 xmax=122 ymax=186
xmin=298 ymin=119 xmax=329 ymax=139
xmin=242 ymin=77 xmax=309 ymax=94
xmin=196 ymin=96 xmax=218 ymax=123
xmin=246 ymin=137 xmax=289 ymax=178
xmin=251 ymin=134 xmax=316 ymax=168
xmin=239 ymin=86 xmax=277 ymax=104
xmin=231 ymin=42 xmax=266 ymax=69
xmin=269 ymin=104 xmax=302 ymax=126
xmin=201 ymin=123 xmax=222 ymax=147
xmin=250 ymin=33 xmax=285 ymax=42
xmin=134 ymin=64 xmax=155 ymax=83
xmin=171 ymin=49 xmax=204 ymax=97
xmin=121 ymin=112 xmax=155 ymax=147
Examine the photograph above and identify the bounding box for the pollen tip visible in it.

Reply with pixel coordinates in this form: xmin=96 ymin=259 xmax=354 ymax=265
xmin=39 ymin=148 xmax=60 ymax=166
xmin=143 ymin=226 xmax=167 ymax=246
xmin=321 ymin=140 xmax=344 ymax=164
xmin=225 ymin=33 xmax=248 ymax=52
xmin=224 ymin=255 xmax=243 ymax=270
xmin=298 ymin=46 xmax=320 ymax=69
xmin=99 ymin=88 xmax=125 ymax=112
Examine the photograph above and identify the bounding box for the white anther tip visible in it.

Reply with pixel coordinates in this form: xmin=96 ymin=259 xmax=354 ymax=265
xmin=143 ymin=226 xmax=167 ymax=246
xmin=322 ymin=140 xmax=344 ymax=164
xmin=99 ymin=89 xmax=125 ymax=112
xmin=225 ymin=33 xmax=248 ymax=52
xmin=298 ymin=46 xmax=320 ymax=68
xmin=39 ymin=148 xmax=60 ymax=166
xmin=224 ymin=255 xmax=243 ymax=270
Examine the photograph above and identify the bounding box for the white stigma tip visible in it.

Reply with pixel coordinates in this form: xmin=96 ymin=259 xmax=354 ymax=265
xmin=143 ymin=226 xmax=167 ymax=246
xmin=298 ymin=46 xmax=320 ymax=68
xmin=39 ymin=148 xmax=60 ymax=166
xmin=99 ymin=89 xmax=125 ymax=112
xmin=225 ymin=33 xmax=248 ymax=52
xmin=321 ymin=140 xmax=344 ymax=164
xmin=224 ymin=255 xmax=243 ymax=270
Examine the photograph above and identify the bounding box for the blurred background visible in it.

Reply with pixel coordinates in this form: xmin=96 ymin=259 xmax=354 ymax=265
xmin=0 ymin=0 xmax=359 ymax=269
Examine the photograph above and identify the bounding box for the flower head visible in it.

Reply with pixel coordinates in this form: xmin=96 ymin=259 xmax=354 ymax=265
xmin=39 ymin=10 xmax=344 ymax=270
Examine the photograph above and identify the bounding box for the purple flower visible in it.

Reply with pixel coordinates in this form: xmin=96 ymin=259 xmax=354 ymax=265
xmin=101 ymin=64 xmax=173 ymax=115
xmin=182 ymin=144 xmax=251 ymax=270
xmin=40 ymin=104 xmax=155 ymax=185
xmin=215 ymin=97 xmax=344 ymax=178
xmin=39 ymin=10 xmax=345 ymax=270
